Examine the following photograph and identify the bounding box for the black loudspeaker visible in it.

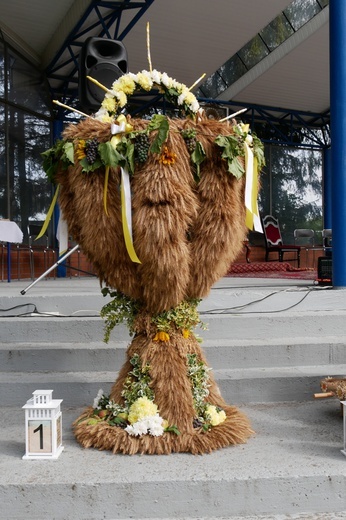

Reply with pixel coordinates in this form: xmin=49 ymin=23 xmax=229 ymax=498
xmin=79 ymin=37 xmax=128 ymax=112
xmin=317 ymin=256 xmax=332 ymax=285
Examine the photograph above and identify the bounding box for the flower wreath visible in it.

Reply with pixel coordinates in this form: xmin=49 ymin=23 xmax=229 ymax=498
xmin=93 ymin=69 xmax=200 ymax=121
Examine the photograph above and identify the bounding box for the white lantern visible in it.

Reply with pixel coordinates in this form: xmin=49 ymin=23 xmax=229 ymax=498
xmin=22 ymin=390 xmax=64 ymax=460
xmin=342 ymin=401 xmax=346 ymax=457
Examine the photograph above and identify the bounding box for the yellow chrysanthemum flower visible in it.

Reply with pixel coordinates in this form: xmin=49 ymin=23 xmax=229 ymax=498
xmin=128 ymin=396 xmax=158 ymax=424
xmin=182 ymin=329 xmax=190 ymax=339
xmin=100 ymin=113 xmax=114 ymax=124
xmin=136 ymin=72 xmax=153 ymax=91
xmin=206 ymin=404 xmax=226 ymax=426
xmin=76 ymin=140 xmax=86 ymax=160
xmin=101 ymin=96 xmax=117 ymax=113
xmin=153 ymin=331 xmax=170 ymax=342
xmin=159 ymin=147 xmax=177 ymax=165
xmin=116 ymin=75 xmax=136 ymax=95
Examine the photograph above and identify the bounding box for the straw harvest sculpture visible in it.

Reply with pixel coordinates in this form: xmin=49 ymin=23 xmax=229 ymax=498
xmin=42 ymin=59 xmax=264 ymax=454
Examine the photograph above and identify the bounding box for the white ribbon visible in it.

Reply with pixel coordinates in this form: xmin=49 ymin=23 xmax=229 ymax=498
xmin=121 ymin=167 xmax=133 ymax=235
xmin=57 ymin=216 xmax=69 ymax=255
xmin=120 ymin=167 xmax=141 ymax=263
xmin=111 ymin=121 xmax=126 ymax=135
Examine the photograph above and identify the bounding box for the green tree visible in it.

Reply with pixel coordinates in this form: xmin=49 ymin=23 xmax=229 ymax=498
xmin=259 ymin=145 xmax=323 ymax=244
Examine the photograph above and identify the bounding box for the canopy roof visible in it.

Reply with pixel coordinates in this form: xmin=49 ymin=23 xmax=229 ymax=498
xmin=0 ymin=0 xmax=330 ymax=127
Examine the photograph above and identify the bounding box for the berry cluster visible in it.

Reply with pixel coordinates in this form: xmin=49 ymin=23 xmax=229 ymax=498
xmin=181 ymin=128 xmax=197 ymax=153
xmin=193 ymin=418 xmax=204 ymax=429
xmin=85 ymin=138 xmax=99 ymax=164
xmin=134 ymin=133 xmax=150 ymax=163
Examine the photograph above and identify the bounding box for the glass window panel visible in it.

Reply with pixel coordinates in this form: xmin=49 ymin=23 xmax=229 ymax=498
xmin=259 ymin=145 xmax=322 ymax=244
xmin=219 ymin=55 xmax=247 ymax=86
xmin=260 ymin=14 xmax=294 ymax=51
xmin=8 ymin=107 xmax=52 ymax=239
xmin=198 ymin=72 xmax=227 ymax=99
xmin=237 ymin=35 xmax=269 ymax=70
xmin=7 ymin=49 xmax=51 ymax=116
xmin=284 ymin=0 xmax=321 ymax=31
xmin=0 ymin=42 xmax=4 ymax=99
xmin=0 ymin=103 xmax=7 ymax=219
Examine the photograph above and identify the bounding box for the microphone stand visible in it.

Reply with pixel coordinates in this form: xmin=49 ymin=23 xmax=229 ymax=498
xmin=20 ymin=244 xmax=80 ymax=295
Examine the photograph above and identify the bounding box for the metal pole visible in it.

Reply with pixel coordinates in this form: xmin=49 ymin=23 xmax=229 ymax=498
xmin=330 ymin=0 xmax=346 ymax=286
xmin=20 ymin=245 xmax=80 ymax=295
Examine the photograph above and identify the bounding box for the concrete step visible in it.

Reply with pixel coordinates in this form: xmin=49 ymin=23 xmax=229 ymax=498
xmin=1 ymin=400 xmax=346 ymax=519
xmin=1 ymin=314 xmax=346 ymax=407
xmin=2 ymin=310 xmax=346 ymax=343
xmin=2 ymin=364 xmax=346 ymax=407
xmin=2 ymin=336 xmax=346 ymax=372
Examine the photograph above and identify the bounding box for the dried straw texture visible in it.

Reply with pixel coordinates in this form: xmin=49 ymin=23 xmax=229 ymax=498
xmin=183 ymin=118 xmax=247 ymax=298
xmin=321 ymin=377 xmax=346 ymax=396
xmin=56 ymin=115 xmax=247 ymax=311
xmin=57 ymin=119 xmax=141 ymax=299
xmin=131 ymin=119 xmax=198 ymax=312
xmin=59 ymin=115 xmax=253 ymax=454
xmin=73 ymin=332 xmax=254 ymax=455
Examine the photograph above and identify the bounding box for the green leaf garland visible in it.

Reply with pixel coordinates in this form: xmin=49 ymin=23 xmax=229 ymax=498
xmin=214 ymin=134 xmax=245 ymax=179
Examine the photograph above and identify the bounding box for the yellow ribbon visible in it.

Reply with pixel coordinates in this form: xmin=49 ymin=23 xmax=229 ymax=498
xmin=35 ymin=185 xmax=60 ymax=240
xmin=120 ymin=167 xmax=141 ymax=263
xmin=242 ymin=124 xmax=261 ymax=232
xmin=110 ymin=114 xmax=133 ymax=147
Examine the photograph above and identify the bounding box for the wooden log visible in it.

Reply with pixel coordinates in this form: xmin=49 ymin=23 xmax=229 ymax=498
xmin=314 ymin=392 xmax=335 ymax=398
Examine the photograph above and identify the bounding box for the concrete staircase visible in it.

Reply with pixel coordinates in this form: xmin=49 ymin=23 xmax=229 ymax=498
xmin=1 ymin=278 xmax=346 ymax=519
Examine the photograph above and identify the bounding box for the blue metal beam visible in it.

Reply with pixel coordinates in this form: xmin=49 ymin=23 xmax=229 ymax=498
xmin=198 ymin=97 xmax=330 ymax=149
xmin=329 ymin=0 xmax=346 ymax=286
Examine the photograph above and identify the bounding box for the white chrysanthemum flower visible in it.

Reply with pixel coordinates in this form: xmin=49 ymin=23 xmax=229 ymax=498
xmin=190 ymin=99 xmax=200 ymax=113
xmin=125 ymin=419 xmax=149 ymax=436
xmin=125 ymin=424 xmax=136 ymax=436
xmin=125 ymin=414 xmax=165 ymax=437
xmin=93 ymin=389 xmax=104 ymax=409
xmin=151 ymin=69 xmax=161 ymax=85
xmin=177 ymin=89 xmax=188 ymax=106
xmin=149 ymin=423 xmax=164 ymax=436
xmin=113 ymin=89 xmax=127 ymax=107
xmin=146 ymin=414 xmax=164 ymax=436
xmin=161 ymin=72 xmax=173 ymax=89
xmin=129 ymin=72 xmax=137 ymax=79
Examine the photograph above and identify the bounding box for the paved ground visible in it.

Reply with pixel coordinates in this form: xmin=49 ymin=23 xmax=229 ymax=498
xmin=1 ymin=399 xmax=346 ymax=518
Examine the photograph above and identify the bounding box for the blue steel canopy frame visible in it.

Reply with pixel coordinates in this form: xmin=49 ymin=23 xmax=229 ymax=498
xmin=45 ymin=0 xmax=155 ymax=106
xmin=198 ymin=99 xmax=330 ymax=150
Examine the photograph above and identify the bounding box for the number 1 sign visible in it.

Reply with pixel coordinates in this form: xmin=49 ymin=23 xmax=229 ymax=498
xmin=22 ymin=390 xmax=64 ymax=460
